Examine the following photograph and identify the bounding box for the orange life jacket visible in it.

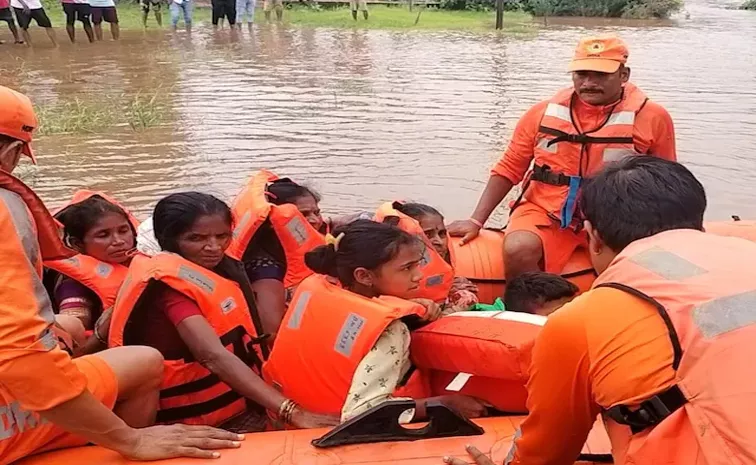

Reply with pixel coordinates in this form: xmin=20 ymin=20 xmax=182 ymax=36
xmin=593 ymin=229 xmax=756 ymax=464
xmin=0 ymin=173 xmax=73 ymax=352
xmin=109 ymin=253 xmax=266 ymax=427
xmin=410 ymin=310 xmax=545 ymax=413
xmin=45 ymin=190 xmax=140 ymax=314
xmin=227 ymin=170 xmax=325 ymax=288
xmin=263 ymin=274 xmax=426 ymax=417
xmin=0 ymin=172 xmax=71 ymax=263
xmin=373 ymin=202 xmax=455 ymax=303
xmin=524 ymin=83 xmax=649 ymax=228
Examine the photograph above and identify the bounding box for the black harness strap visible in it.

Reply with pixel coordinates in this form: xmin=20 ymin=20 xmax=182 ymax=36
xmin=156 ymin=390 xmax=244 ymax=424
xmin=605 ymin=385 xmax=688 ymax=434
xmin=538 ymin=126 xmax=634 ymax=147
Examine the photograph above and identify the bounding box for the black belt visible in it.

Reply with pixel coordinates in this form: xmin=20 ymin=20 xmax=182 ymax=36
xmin=605 ymin=384 xmax=688 ymax=434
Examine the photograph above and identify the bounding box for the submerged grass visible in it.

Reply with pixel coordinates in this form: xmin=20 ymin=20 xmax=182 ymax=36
xmin=41 ymin=1 xmax=532 ymax=32
xmin=36 ymin=90 xmax=168 ymax=135
xmin=284 ymin=6 xmax=533 ymax=31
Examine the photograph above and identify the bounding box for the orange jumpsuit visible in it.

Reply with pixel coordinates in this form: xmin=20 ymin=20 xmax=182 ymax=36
xmin=0 ymin=182 xmax=118 ymax=465
xmin=505 ymin=287 xmax=676 ymax=465
xmin=491 ymin=93 xmax=677 ymax=274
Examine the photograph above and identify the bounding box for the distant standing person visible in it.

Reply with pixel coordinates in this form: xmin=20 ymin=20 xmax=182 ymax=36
xmin=169 ymin=0 xmax=191 ymax=31
xmin=140 ymin=0 xmax=162 ymax=27
xmin=211 ymin=0 xmax=235 ymax=29
xmin=0 ymin=0 xmax=23 ymax=44
xmin=11 ymin=0 xmax=57 ymax=46
xmin=235 ymin=0 xmax=254 ymax=28
xmin=263 ymin=0 xmax=281 ymax=22
xmin=90 ymin=0 xmax=119 ymax=40
xmin=61 ymin=0 xmax=94 ymax=43
xmin=350 ymin=0 xmax=367 ymax=20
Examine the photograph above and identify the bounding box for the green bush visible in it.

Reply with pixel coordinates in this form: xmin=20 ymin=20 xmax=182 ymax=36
xmin=742 ymin=0 xmax=756 ymax=9
xmin=440 ymin=0 xmax=682 ymax=18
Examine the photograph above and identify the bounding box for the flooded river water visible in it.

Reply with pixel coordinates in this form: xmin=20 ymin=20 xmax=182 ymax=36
xmin=2 ymin=0 xmax=755 ymax=224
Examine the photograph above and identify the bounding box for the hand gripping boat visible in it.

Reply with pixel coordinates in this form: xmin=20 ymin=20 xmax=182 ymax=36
xmin=17 ymin=400 xmax=612 ymax=465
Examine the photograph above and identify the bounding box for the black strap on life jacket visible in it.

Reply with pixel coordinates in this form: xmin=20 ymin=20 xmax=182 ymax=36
xmin=604 ymin=384 xmax=688 ymax=434
xmin=216 ymin=256 xmax=271 ymax=361
xmin=531 ymin=164 xmax=577 ymax=187
xmin=538 ymin=126 xmax=634 ymax=148
xmin=156 ymin=325 xmax=263 ymax=424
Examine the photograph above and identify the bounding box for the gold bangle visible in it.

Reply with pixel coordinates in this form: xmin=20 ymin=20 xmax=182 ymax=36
xmin=278 ymin=399 xmax=298 ymax=425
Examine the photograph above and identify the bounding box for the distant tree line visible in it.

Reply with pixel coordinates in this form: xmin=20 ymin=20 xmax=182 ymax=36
xmin=743 ymin=0 xmax=756 ymax=10
xmin=440 ymin=0 xmax=683 ymax=18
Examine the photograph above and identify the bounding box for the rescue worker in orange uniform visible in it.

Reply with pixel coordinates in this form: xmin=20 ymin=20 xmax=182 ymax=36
xmin=448 ymin=36 xmax=676 ymax=282
xmin=0 ymin=85 xmax=243 ymax=465
xmin=444 ymin=156 xmax=756 ymax=465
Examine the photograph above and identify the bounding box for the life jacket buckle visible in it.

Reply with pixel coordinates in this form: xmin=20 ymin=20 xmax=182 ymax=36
xmin=606 ymin=385 xmax=687 ymax=434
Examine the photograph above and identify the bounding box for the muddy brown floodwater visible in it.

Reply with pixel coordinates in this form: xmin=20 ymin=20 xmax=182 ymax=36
xmin=1 ymin=0 xmax=755 ymax=225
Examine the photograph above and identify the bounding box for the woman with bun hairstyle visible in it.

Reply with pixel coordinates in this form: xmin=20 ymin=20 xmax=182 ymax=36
xmin=263 ymin=220 xmax=487 ymax=424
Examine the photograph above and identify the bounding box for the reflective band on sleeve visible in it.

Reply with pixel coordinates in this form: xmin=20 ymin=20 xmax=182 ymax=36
xmin=177 ymin=265 xmax=216 ymax=294
xmin=544 ymin=103 xmax=572 ymax=123
xmin=287 ymin=290 xmax=311 ymax=330
xmin=64 ymin=256 xmax=80 ymax=267
xmin=285 ymin=216 xmax=309 ymax=247
xmin=629 ymin=247 xmax=707 ymax=281
xmin=334 ymin=313 xmax=366 ymax=357
xmin=604 ymin=110 xmax=636 ymax=126
xmin=693 ymin=290 xmax=756 ymax=338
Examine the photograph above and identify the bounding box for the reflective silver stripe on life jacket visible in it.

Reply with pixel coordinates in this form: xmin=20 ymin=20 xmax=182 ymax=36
xmin=693 ymin=290 xmax=756 ymax=338
xmin=232 ymin=211 xmax=251 ymax=239
xmin=95 ymin=262 xmax=113 ymax=278
xmin=0 ymin=189 xmax=58 ymax=350
xmin=177 ymin=264 xmax=216 ymax=294
xmin=604 ymin=110 xmax=635 ymax=127
xmin=629 ymin=247 xmax=707 ymax=281
xmin=536 ymin=136 xmax=558 ymax=154
xmin=334 ymin=313 xmax=366 ymax=357
xmin=287 ymin=290 xmax=311 ymax=330
xmin=285 ymin=216 xmax=309 ymax=247
xmin=544 ymin=103 xmax=571 ymax=123
xmin=504 ymin=427 xmax=522 ymax=465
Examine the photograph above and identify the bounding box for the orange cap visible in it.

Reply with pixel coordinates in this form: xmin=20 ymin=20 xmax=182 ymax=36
xmin=568 ymin=36 xmax=629 ymax=74
xmin=0 ymin=85 xmax=38 ymax=164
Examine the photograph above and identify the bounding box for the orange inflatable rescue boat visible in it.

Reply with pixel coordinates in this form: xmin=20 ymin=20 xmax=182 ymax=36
xmin=17 ymin=400 xmax=612 ymax=465
xmin=450 ymin=219 xmax=756 ymax=304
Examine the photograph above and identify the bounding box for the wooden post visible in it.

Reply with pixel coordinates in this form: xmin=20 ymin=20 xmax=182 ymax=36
xmin=409 ymin=0 xmax=414 ymax=12
xmin=495 ymin=0 xmax=504 ymax=29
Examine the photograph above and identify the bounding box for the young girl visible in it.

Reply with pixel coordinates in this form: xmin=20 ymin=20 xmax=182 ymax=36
xmin=48 ymin=193 xmax=137 ymax=356
xmin=263 ymin=220 xmax=487 ymax=423
xmin=392 ymin=202 xmax=479 ymax=313
xmin=114 ymin=192 xmax=337 ymax=431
